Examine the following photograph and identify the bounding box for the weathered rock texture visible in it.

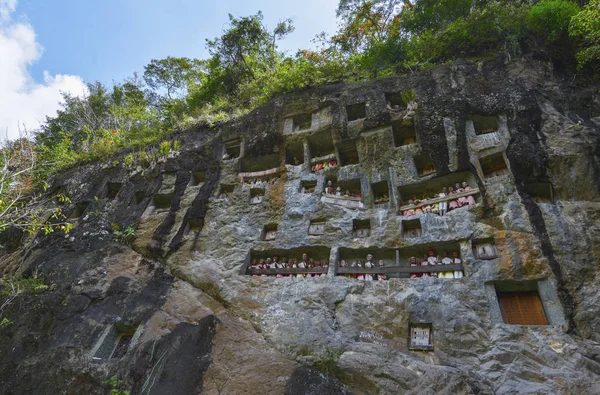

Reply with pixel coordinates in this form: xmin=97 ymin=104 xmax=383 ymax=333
xmin=1 ymin=57 xmax=600 ymax=395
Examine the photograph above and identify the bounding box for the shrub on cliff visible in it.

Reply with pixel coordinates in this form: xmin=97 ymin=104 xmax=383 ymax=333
xmin=569 ymin=0 xmax=600 ymax=70
xmin=526 ymin=0 xmax=581 ymax=43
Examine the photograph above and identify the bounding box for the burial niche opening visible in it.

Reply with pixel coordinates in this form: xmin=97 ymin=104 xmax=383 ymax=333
xmin=185 ymin=218 xmax=204 ymax=235
xmin=497 ymin=291 xmax=548 ymax=325
xmin=339 ymin=140 xmax=360 ymax=166
xmin=286 ymin=139 xmax=305 ymax=165
xmin=190 ymin=170 xmax=206 ymax=186
xmin=245 ymin=245 xmax=331 ymax=276
xmin=292 ymin=113 xmax=312 ymax=131
xmin=372 ymin=181 xmax=390 ymax=205
xmin=414 ymin=153 xmax=435 ymax=177
xmin=69 ymin=202 xmax=89 ymax=219
xmin=218 ymin=184 xmax=235 ymax=199
xmin=346 ymin=103 xmax=366 ymax=121
xmin=409 ymin=324 xmax=433 ymax=351
xmin=308 ymin=219 xmax=326 ymax=235
xmin=393 ymin=122 xmax=417 ymax=147
xmin=241 ymin=154 xmax=280 ymax=173
xmin=224 ymin=138 xmax=241 ymax=159
xmin=480 ymin=152 xmax=509 ymax=178
xmin=473 ymin=238 xmax=498 ymax=260
xmin=398 ymin=171 xmax=479 ymax=217
xmin=153 ymin=193 xmax=174 ymax=210
xmin=526 ymin=181 xmax=554 ymax=203
xmin=470 ymin=115 xmax=499 ymax=135
xmin=101 ymin=182 xmax=122 ymax=199
xmin=134 ymin=191 xmax=146 ymax=205
xmin=93 ymin=323 xmax=140 ymax=359
xmin=385 ymin=91 xmax=405 ymax=110
xmin=300 ymin=180 xmax=317 ymax=194
xmin=263 ymin=224 xmax=278 ymax=241
xmin=309 ymin=129 xmax=337 ymax=171
xmin=353 ymin=219 xmax=371 ymax=238
xmin=250 ymin=188 xmax=265 ymax=204
xmin=402 ymin=219 xmax=422 ymax=238
xmin=325 ymin=177 xmax=362 ymax=198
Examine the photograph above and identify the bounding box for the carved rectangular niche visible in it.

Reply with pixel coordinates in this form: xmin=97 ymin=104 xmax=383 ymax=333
xmin=134 ymin=191 xmax=146 ymax=205
xmin=218 ymin=184 xmax=235 ymax=199
xmin=353 ymin=219 xmax=371 ymax=238
xmin=308 ymin=220 xmax=326 ymax=235
xmin=224 ymin=138 xmax=241 ymax=159
xmin=470 ymin=115 xmax=499 ymax=135
xmin=263 ymin=224 xmax=278 ymax=241
xmin=487 ymin=280 xmax=565 ymax=326
xmin=339 ymin=140 xmax=360 ymax=166
xmin=101 ymin=182 xmax=122 ymax=199
xmin=153 ymin=193 xmax=174 ymax=209
xmin=414 ymin=153 xmax=436 ymax=177
xmin=286 ymin=139 xmax=305 ymax=165
xmin=292 ymin=113 xmax=312 ymax=131
xmin=308 ymin=129 xmax=336 ymax=162
xmin=190 ymin=170 xmax=206 ymax=186
xmin=480 ymin=152 xmax=509 ymax=179
xmin=185 ymin=218 xmax=204 ymax=235
xmin=337 ymin=178 xmax=362 ymax=198
xmin=372 ymin=181 xmax=390 ymax=205
xmin=473 ymin=238 xmax=498 ymax=260
xmin=92 ymin=323 xmax=141 ymax=359
xmin=69 ymin=202 xmax=89 ymax=219
xmin=393 ymin=122 xmax=417 ymax=147
xmin=385 ymin=91 xmax=405 ymax=110
xmin=409 ymin=323 xmax=433 ymax=351
xmin=300 ymin=180 xmax=317 ymax=194
xmin=346 ymin=103 xmax=366 ymax=121
xmin=402 ymin=219 xmax=422 ymax=238
xmin=250 ymin=188 xmax=265 ymax=204
xmin=526 ymin=181 xmax=554 ymax=203
xmin=241 ymin=154 xmax=280 ymax=173
xmin=498 ymin=291 xmax=548 ymax=325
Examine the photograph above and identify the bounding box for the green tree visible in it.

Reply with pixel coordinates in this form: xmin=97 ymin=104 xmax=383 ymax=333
xmin=570 ymin=0 xmax=600 ymax=69
xmin=194 ymin=12 xmax=294 ymax=106
xmin=527 ymin=0 xmax=581 ymax=43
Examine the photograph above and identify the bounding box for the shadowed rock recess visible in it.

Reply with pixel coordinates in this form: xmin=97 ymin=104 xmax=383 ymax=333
xmin=1 ymin=58 xmax=600 ymax=394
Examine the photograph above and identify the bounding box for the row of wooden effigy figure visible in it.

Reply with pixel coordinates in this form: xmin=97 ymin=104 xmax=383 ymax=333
xmin=406 ymin=249 xmax=464 ymax=278
xmin=247 ymin=249 xmax=465 ymax=280
xmin=249 ymin=254 xmax=329 ymax=277
xmin=401 ymin=181 xmax=477 ymax=217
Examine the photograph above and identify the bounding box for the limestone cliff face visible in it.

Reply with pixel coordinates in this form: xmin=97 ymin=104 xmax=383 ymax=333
xmin=1 ymin=58 xmax=600 ymax=395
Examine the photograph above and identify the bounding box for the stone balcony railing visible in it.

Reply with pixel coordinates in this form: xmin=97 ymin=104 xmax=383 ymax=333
xmin=337 ymin=263 xmax=464 ymax=275
xmin=321 ymin=193 xmax=364 ymax=209
xmin=399 ymin=188 xmax=479 ymax=213
xmin=238 ymin=167 xmax=281 ymax=183
xmin=310 ymin=153 xmax=337 ymax=164
xmin=245 ymin=264 xmax=464 ymax=276
xmin=246 ymin=267 xmax=328 ymax=275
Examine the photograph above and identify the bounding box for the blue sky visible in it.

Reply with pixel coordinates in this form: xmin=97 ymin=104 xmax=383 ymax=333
xmin=18 ymin=0 xmax=340 ymax=84
xmin=0 ymin=0 xmax=339 ymax=139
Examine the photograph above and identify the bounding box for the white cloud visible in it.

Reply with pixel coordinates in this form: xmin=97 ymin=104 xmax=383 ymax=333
xmin=0 ymin=1 xmax=86 ymax=140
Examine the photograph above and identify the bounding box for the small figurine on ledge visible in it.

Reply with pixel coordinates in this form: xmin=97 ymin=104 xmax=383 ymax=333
xmin=377 ymin=260 xmax=387 ymax=281
xmin=439 ymin=251 xmax=454 ymax=278
xmin=452 ymin=251 xmax=464 ymax=278
xmin=365 ymin=253 xmax=376 ymax=281
xmin=409 ymin=256 xmax=420 ymax=278
xmin=325 ymin=180 xmax=334 ymax=195
xmin=462 ymin=182 xmax=477 ymax=205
